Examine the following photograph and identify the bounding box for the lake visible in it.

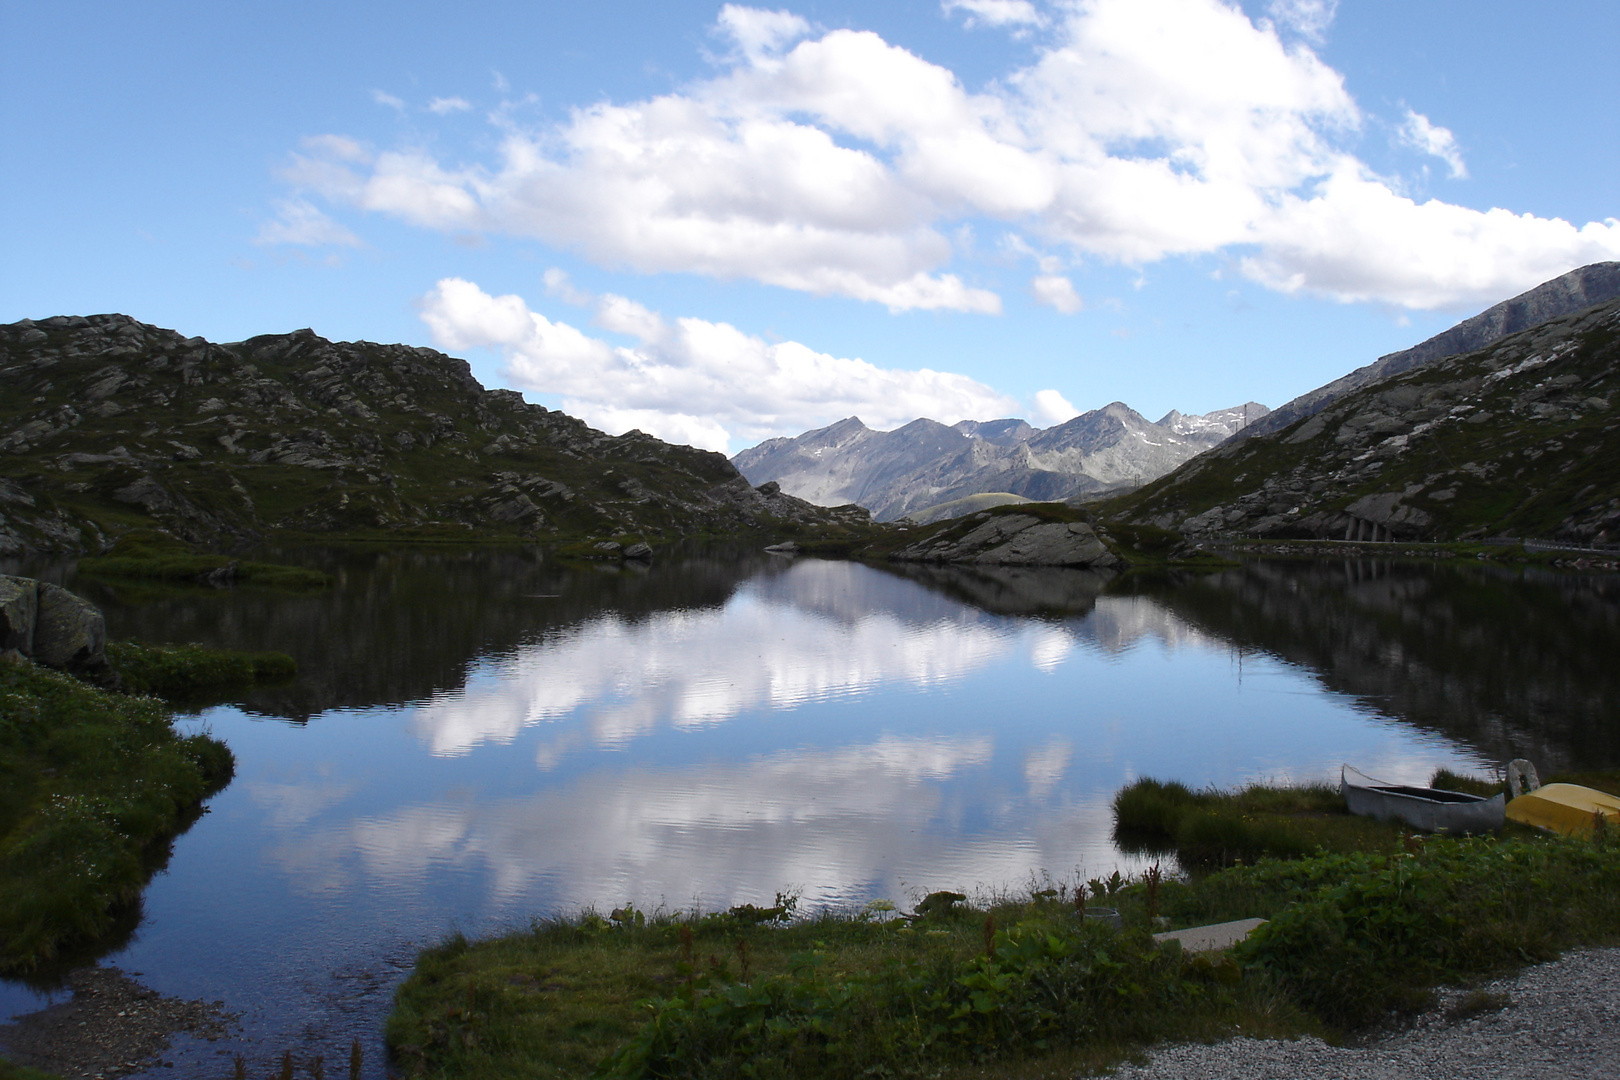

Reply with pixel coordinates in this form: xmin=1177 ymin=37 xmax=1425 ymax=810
xmin=3 ymin=546 xmax=1618 ymax=1075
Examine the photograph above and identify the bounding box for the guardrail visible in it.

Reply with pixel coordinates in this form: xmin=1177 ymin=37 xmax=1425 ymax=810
xmin=1210 ymin=535 xmax=1619 ymax=554
xmin=1484 ymin=537 xmax=1620 ymax=554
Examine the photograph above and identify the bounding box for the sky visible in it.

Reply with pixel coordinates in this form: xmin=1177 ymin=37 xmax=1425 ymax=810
xmin=3 ymin=1 xmax=1617 ymax=454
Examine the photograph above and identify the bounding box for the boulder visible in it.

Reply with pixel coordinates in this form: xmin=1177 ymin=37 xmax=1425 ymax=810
xmin=892 ymin=514 xmax=1120 ymax=568
xmin=0 ymin=575 xmax=38 ymax=652
xmin=622 ymin=542 xmax=654 ymax=561
xmin=33 ymin=582 xmax=107 ymax=672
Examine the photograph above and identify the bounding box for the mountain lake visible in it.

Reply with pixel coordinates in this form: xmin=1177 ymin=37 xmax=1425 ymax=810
xmin=2 ymin=544 xmax=1617 ymax=1075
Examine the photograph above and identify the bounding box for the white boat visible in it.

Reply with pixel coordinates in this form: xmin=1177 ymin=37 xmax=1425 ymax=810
xmin=1340 ymin=765 xmax=1505 ymax=833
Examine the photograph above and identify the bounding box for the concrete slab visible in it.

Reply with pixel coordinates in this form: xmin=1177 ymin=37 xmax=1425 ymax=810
xmin=1152 ymin=917 xmax=1267 ymax=954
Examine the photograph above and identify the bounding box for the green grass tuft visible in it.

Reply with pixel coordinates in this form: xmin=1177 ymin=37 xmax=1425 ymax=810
xmin=1112 ymin=777 xmax=1398 ymax=868
xmin=105 ymin=640 xmax=296 ymax=705
xmin=0 ymin=660 xmax=234 ymax=973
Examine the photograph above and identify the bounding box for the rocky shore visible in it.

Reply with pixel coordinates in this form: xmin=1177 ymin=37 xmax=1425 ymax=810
xmin=0 ymin=967 xmax=237 ymax=1078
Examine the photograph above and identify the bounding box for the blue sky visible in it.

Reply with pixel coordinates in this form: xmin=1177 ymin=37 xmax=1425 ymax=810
xmin=3 ymin=0 xmax=1616 ymax=452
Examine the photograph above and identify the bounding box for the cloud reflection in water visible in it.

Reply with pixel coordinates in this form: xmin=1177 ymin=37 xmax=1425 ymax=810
xmin=251 ymin=561 xmax=1481 ymax=917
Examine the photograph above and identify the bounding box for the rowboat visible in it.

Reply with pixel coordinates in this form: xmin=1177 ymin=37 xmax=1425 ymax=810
xmin=1505 ymin=783 xmax=1620 ymax=837
xmin=1340 ymin=765 xmax=1505 ymax=833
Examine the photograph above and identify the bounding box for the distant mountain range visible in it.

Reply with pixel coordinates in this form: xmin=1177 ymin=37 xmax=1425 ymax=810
xmin=733 ymin=402 xmax=1268 ymax=522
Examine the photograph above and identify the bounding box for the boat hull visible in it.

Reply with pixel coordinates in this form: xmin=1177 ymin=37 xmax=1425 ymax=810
xmin=1341 ymin=766 xmax=1505 ymax=833
xmin=1506 ymin=783 xmax=1620 ymax=837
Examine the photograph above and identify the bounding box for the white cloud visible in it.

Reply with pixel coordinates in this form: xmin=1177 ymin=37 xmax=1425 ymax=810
xmin=1031 ymin=274 xmax=1083 ymax=313
xmin=1032 ymin=388 xmax=1080 ymax=425
xmin=427 ymin=96 xmax=473 ymax=115
xmin=1265 ymin=0 xmax=1338 ymax=43
xmin=419 ymin=278 xmax=1019 ymax=451
xmin=1240 ymin=164 xmax=1620 ymax=307
xmin=943 ymin=0 xmax=1045 ymax=29
xmin=717 ymin=4 xmax=812 ymax=62
xmin=1397 ymin=108 xmax=1468 ymax=179
xmin=541 ymin=267 xmax=593 ymax=306
xmin=253 ymin=199 xmax=361 ymax=247
xmin=371 ymin=89 xmax=406 ymax=111
xmin=279 ymin=0 xmax=1620 ymax=313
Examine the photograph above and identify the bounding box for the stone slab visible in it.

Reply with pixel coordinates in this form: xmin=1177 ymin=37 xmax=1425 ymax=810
xmin=1152 ymin=917 xmax=1267 ymax=954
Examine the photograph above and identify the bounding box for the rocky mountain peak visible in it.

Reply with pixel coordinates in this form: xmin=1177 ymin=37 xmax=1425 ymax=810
xmin=1232 ymin=262 xmax=1620 ymax=444
xmin=1114 ymin=295 xmax=1620 ymax=544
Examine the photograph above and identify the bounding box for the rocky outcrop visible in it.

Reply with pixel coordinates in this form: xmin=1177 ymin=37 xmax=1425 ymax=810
xmin=1230 ymin=262 xmax=1620 ymax=445
xmin=0 ymin=575 xmax=109 ymax=676
xmin=1115 ymin=296 xmax=1620 ymax=544
xmin=889 ymin=512 xmax=1121 ymax=568
xmin=733 ymin=402 xmax=1267 ymax=522
xmin=0 ymin=315 xmax=874 ymax=553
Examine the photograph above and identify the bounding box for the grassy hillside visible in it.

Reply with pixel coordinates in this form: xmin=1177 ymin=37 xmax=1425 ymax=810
xmin=1105 ymin=298 xmax=1620 ymax=544
xmin=0 ymin=316 xmax=874 ymax=555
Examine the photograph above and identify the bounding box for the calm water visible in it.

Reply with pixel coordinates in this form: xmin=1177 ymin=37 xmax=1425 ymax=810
xmin=3 ymin=547 xmax=1618 ymax=1074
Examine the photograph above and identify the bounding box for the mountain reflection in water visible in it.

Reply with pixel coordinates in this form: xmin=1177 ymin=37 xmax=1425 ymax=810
xmin=1 ymin=546 xmax=1614 ymax=1073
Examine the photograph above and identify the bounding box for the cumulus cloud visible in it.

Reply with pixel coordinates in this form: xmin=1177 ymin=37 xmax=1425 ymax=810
xmin=427 ymin=96 xmax=473 ymax=115
xmin=278 ymin=0 xmax=1620 ymax=313
xmin=370 ymin=89 xmax=406 ymax=111
xmin=1031 ymin=274 xmax=1083 ymax=313
xmin=943 ymin=0 xmax=1045 ymax=29
xmin=253 ymin=199 xmax=361 ymax=247
xmin=1397 ymin=108 xmax=1468 ymax=179
xmin=717 ymin=3 xmax=812 ymax=62
xmin=418 ymin=277 xmax=1018 ymax=450
xmin=1032 ymin=388 xmax=1080 ymax=425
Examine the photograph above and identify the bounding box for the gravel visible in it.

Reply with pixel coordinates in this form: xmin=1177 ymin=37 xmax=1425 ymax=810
xmin=0 ymin=966 xmax=237 ymax=1079
xmin=1109 ymin=946 xmax=1620 ymax=1079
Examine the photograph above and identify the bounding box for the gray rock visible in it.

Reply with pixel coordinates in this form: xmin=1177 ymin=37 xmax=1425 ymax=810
xmin=893 ymin=514 xmax=1120 ymax=568
xmin=32 ymin=582 xmax=106 ymax=672
xmin=622 ymin=542 xmax=654 ymax=561
xmin=0 ymin=575 xmax=39 ymax=653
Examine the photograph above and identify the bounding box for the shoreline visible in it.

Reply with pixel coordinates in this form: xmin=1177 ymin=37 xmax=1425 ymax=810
xmin=0 ymin=966 xmax=237 ymax=1078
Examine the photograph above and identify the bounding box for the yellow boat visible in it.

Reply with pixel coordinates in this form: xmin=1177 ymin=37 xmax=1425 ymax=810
xmin=1505 ymin=783 xmax=1620 ymax=837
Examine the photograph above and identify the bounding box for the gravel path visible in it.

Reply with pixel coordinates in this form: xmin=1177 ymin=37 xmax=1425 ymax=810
xmin=1110 ymin=947 xmax=1620 ymax=1079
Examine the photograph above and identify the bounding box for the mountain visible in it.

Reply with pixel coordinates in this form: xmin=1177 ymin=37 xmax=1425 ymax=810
xmin=0 ymin=315 xmax=871 ymax=555
xmin=1109 ymin=295 xmax=1620 ymax=544
xmin=732 ymin=401 xmax=1268 ymax=522
xmin=1230 ymin=262 xmax=1620 ymax=444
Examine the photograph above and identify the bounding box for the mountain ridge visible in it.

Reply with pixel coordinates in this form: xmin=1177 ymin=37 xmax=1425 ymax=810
xmin=1230 ymin=262 xmax=1620 ymax=445
xmin=733 ymin=400 xmax=1267 ymax=522
xmin=1108 ymin=295 xmax=1620 ymax=544
xmin=0 ymin=314 xmax=872 ymax=555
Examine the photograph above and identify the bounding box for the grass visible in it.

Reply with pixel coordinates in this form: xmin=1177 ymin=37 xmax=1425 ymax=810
xmin=0 ymin=1061 xmax=61 ymax=1080
xmin=0 ymin=659 xmax=235 ymax=974
xmin=388 ymin=769 xmax=1620 ymax=1078
xmin=75 ymin=532 xmax=331 ymax=589
xmin=1111 ymin=776 xmax=1416 ymax=868
xmin=388 ymin=893 xmax=1311 ymax=1080
xmin=105 ymin=640 xmax=296 ymax=706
